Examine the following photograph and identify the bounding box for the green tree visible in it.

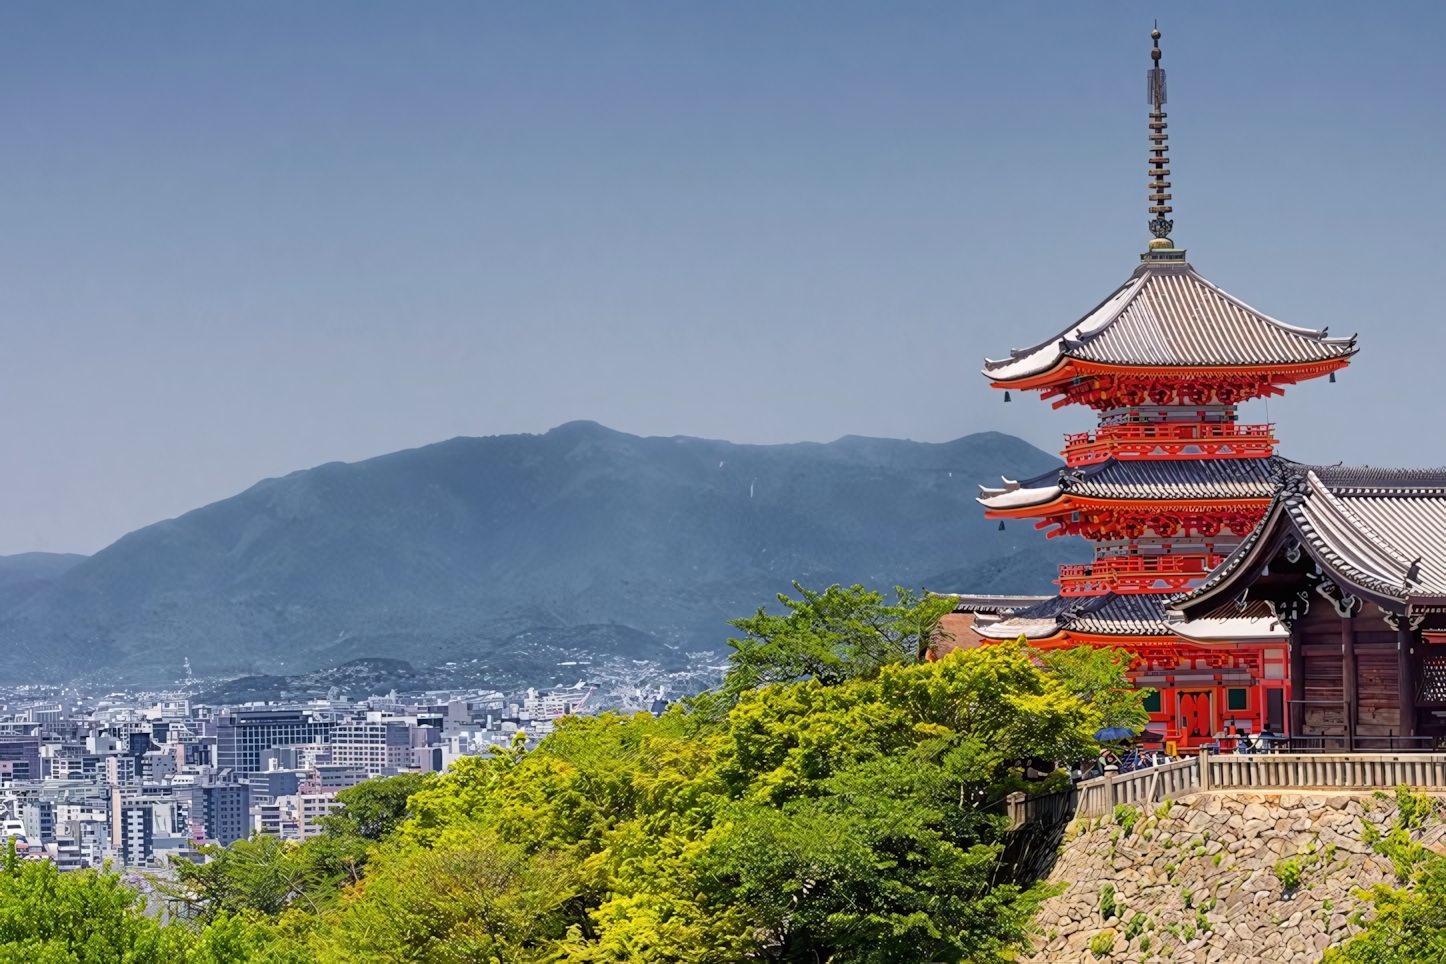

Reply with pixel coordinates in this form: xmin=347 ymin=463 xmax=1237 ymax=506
xmin=0 ymin=852 xmax=193 ymax=962
xmin=321 ymin=772 xmax=433 ymax=841
xmin=1323 ymin=853 xmax=1446 ymax=963
xmin=170 ymin=835 xmax=339 ymax=922
xmin=722 ymin=583 xmax=956 ymax=698
xmin=115 ymin=586 xmax=1124 ymax=963
xmin=167 ymin=772 xmax=426 ymax=926
xmin=1033 ymin=643 xmax=1153 ymax=732
xmin=313 ymin=833 xmax=582 ymax=964
xmin=1324 ymin=788 xmax=1446 ymax=963
xmin=334 ymin=642 xmax=1097 ymax=962
xmin=188 ymin=911 xmax=315 ymax=964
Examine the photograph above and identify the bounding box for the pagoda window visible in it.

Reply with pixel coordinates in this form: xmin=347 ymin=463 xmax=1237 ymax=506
xmin=1227 ymin=688 xmax=1249 ymax=712
xmin=1142 ymin=691 xmax=1162 ymax=713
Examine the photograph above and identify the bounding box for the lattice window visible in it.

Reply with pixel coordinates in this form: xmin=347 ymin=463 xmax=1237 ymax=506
xmin=1419 ymin=656 xmax=1446 ymax=703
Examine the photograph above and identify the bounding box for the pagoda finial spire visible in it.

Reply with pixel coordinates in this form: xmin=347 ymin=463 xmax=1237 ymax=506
xmin=1147 ymin=23 xmax=1174 ymax=247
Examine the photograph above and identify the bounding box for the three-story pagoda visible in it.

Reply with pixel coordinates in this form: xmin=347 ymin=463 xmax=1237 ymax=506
xmin=958 ymin=29 xmax=1356 ymax=748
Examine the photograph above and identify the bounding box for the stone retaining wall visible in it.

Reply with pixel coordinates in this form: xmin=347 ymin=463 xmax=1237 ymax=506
xmin=1023 ymin=790 xmax=1446 ymax=963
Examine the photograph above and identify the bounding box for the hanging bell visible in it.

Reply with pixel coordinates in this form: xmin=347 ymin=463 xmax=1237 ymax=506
xmin=998 ymin=520 xmax=1006 ymax=531
xmin=1329 ymin=372 xmax=1336 ymax=383
xmin=1004 ymin=391 xmax=1012 ymax=402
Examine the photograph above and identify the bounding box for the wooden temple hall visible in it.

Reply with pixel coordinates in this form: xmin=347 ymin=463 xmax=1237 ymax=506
xmin=937 ymin=28 xmax=1446 ymax=753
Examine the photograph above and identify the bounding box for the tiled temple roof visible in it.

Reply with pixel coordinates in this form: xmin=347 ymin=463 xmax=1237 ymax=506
xmin=943 ymin=594 xmax=1053 ymax=615
xmin=1176 ymin=463 xmax=1446 ymax=611
xmin=983 ymin=262 xmax=1357 ymax=383
xmin=959 ymin=592 xmax=1174 ymax=640
xmin=959 ymin=590 xmax=1289 ymax=644
xmin=979 ymin=456 xmax=1279 ymax=511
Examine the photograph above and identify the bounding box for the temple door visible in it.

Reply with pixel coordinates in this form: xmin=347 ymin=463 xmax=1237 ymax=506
xmin=1178 ymin=691 xmax=1213 ymax=739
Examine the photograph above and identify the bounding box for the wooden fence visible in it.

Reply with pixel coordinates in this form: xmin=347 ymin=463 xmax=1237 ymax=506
xmin=1035 ymin=751 xmax=1446 ymax=821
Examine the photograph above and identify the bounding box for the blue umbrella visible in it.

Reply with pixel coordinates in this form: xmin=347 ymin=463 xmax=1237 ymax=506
xmin=1094 ymin=726 xmax=1137 ymax=741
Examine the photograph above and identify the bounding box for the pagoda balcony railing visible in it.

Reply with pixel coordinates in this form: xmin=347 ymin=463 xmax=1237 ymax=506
xmin=1063 ymin=423 xmax=1275 ymax=467
xmin=1058 ymin=554 xmax=1225 ymax=596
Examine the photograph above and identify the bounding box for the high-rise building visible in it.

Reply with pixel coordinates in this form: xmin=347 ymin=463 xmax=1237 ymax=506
xmin=0 ymin=736 xmax=41 ymax=782
xmin=116 ymin=805 xmax=153 ymax=867
xmin=196 ymin=783 xmax=250 ymax=847
xmin=20 ymin=801 xmax=55 ymax=844
xmin=215 ymin=710 xmax=335 ymax=773
xmin=330 ymin=722 xmax=410 ymax=775
xmin=110 ymin=786 xmax=181 ymax=867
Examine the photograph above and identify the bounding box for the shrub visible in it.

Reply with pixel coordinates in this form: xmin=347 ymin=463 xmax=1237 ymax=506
xmin=1090 ymin=930 xmax=1116 ymax=958
xmin=1115 ymin=804 xmax=1140 ymax=836
xmin=1276 ymin=856 xmax=1303 ymax=891
xmin=1182 ymin=888 xmax=1193 ymax=908
xmin=1099 ymin=882 xmax=1117 ymax=920
xmin=1125 ymin=912 xmax=1148 ymax=940
xmin=1395 ymin=785 xmax=1435 ymax=830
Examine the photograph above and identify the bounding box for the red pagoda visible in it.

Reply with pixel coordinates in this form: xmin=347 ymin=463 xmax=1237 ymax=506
xmin=952 ymin=29 xmax=1357 ymax=750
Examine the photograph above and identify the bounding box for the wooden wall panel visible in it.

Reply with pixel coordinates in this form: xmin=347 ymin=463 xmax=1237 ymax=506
xmin=1302 ymin=654 xmax=1346 ymax=733
xmin=1357 ymin=650 xmax=1401 ymax=731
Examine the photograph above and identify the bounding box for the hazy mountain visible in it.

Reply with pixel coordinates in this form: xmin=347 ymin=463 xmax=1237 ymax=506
xmin=0 ymin=421 xmax=1081 ymax=686
xmin=0 ymin=552 xmax=89 ymax=616
xmin=0 ymin=552 xmax=88 ymax=587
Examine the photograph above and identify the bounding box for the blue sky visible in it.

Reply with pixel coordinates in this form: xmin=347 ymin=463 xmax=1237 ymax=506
xmin=0 ymin=3 xmax=1442 ymax=553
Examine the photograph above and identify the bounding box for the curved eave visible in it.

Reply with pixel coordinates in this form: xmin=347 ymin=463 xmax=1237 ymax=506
xmin=986 ymin=355 xmax=1355 ymax=393
xmin=974 ymin=620 xmax=1064 ymax=641
xmin=1283 ymin=501 xmax=1408 ymax=605
xmin=1172 ymin=493 xmax=1413 ymax=619
xmin=983 ymin=616 xmax=1289 ymax=647
xmin=1170 ymin=499 xmax=1295 ymax=618
xmin=1039 ymin=630 xmax=1180 ymax=647
xmin=1165 ymin=616 xmax=1289 ymax=644
xmin=982 ymin=353 xmax=1072 ymax=389
xmin=976 ymin=485 xmax=1062 ymax=512
xmin=981 ymin=493 xmax=1273 ymax=520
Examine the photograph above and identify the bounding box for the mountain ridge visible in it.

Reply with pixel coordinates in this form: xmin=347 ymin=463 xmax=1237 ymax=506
xmin=0 ymin=421 xmax=1082 ymax=686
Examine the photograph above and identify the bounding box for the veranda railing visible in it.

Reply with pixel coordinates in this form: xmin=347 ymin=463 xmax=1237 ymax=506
xmin=1006 ymin=751 xmax=1446 ymax=826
